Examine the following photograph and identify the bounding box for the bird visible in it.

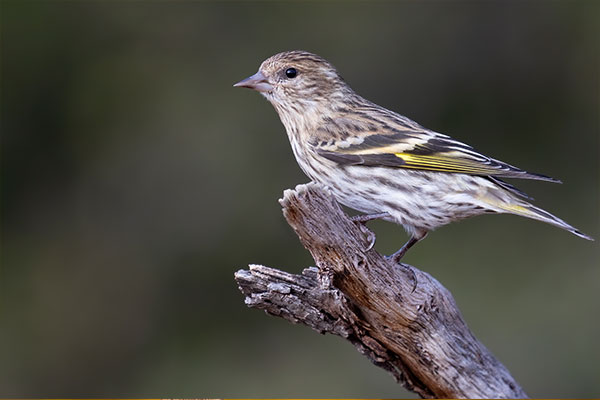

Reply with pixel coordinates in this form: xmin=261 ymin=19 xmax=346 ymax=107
xmin=234 ymin=50 xmax=593 ymax=261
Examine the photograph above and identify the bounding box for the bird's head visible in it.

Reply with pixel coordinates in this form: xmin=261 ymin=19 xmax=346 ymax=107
xmin=234 ymin=50 xmax=351 ymax=116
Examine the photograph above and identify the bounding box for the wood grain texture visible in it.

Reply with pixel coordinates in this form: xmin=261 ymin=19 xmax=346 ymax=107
xmin=235 ymin=182 xmax=527 ymax=399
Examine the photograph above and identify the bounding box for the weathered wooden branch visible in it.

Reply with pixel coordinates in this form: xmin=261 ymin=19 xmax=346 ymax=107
xmin=234 ymin=183 xmax=527 ymax=399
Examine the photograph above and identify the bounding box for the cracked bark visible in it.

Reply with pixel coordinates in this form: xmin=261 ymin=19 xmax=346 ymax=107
xmin=234 ymin=182 xmax=527 ymax=399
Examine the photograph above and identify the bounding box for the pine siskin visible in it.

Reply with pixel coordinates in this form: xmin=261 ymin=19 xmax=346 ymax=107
xmin=234 ymin=50 xmax=593 ymax=261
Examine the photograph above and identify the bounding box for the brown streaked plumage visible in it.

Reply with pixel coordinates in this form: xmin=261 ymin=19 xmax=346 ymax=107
xmin=234 ymin=50 xmax=593 ymax=261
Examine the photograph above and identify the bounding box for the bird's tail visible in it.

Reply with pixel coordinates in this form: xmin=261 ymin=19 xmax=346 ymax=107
xmin=497 ymin=202 xmax=593 ymax=241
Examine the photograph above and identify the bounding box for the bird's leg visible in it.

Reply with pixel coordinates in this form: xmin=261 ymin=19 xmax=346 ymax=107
xmin=390 ymin=231 xmax=428 ymax=263
xmin=388 ymin=231 xmax=427 ymax=292
xmin=350 ymin=212 xmax=390 ymax=224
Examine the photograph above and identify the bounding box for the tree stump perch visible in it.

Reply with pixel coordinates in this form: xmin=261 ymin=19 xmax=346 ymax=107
xmin=234 ymin=183 xmax=527 ymax=399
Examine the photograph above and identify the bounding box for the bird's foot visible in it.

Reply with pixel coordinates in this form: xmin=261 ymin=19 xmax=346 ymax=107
xmin=350 ymin=212 xmax=390 ymax=224
xmin=364 ymin=230 xmax=376 ymax=251
xmin=390 ymin=247 xmax=408 ymax=264
xmin=351 ymin=213 xmax=387 ymax=251
xmin=385 ymin=254 xmax=418 ymax=293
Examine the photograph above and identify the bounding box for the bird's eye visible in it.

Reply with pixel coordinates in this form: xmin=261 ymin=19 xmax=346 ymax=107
xmin=285 ymin=68 xmax=297 ymax=78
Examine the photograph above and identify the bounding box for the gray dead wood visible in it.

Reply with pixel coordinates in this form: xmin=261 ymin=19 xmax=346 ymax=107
xmin=234 ymin=182 xmax=527 ymax=399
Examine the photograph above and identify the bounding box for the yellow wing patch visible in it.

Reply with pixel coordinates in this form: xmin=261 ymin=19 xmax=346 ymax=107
xmin=394 ymin=152 xmax=500 ymax=175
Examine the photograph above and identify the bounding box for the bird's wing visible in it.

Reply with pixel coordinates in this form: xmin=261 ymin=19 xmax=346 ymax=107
xmin=314 ymin=130 xmax=560 ymax=183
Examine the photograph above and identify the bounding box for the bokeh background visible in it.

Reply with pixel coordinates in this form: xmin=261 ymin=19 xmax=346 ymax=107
xmin=1 ymin=0 xmax=599 ymax=397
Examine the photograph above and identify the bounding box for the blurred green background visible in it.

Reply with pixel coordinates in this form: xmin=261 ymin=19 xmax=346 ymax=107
xmin=1 ymin=0 xmax=599 ymax=397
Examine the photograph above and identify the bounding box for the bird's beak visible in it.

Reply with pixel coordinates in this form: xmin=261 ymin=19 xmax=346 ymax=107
xmin=233 ymin=71 xmax=273 ymax=92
